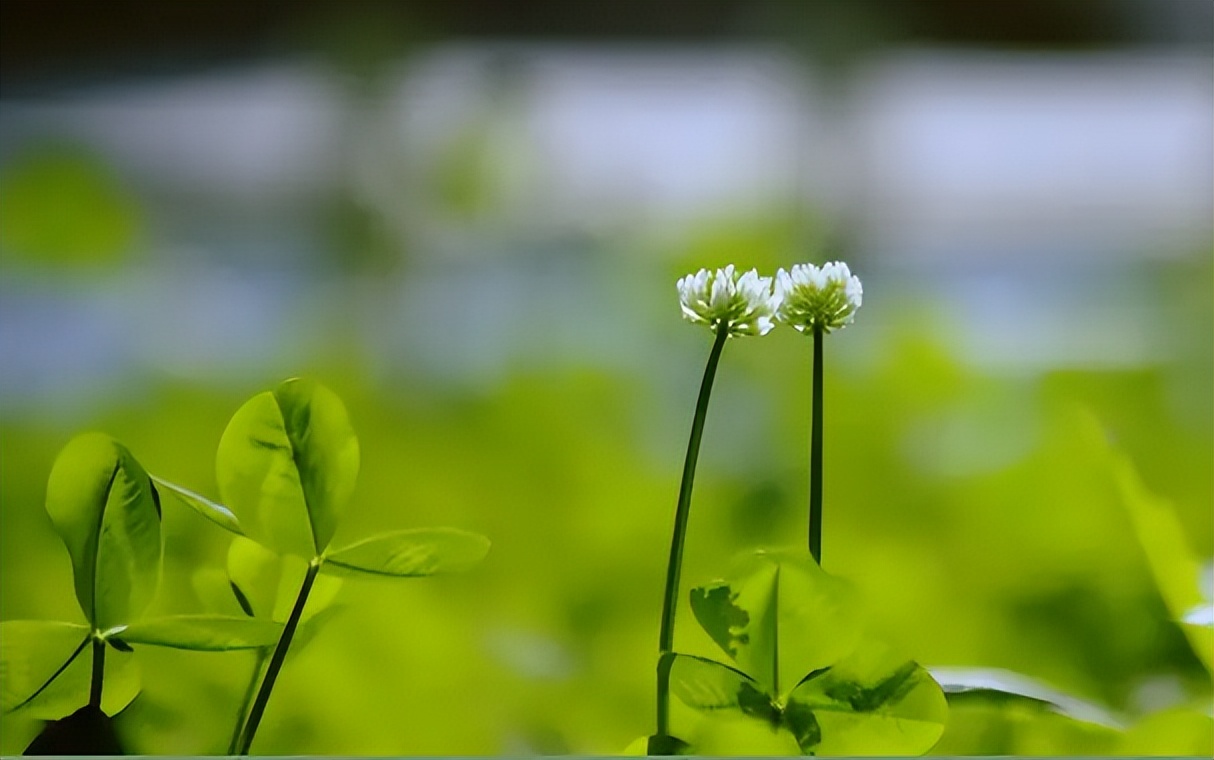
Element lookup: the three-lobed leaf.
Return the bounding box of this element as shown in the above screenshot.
[690,549,863,697]
[1,620,140,719]
[216,378,359,558]
[323,528,491,577]
[112,615,283,651]
[44,433,162,630]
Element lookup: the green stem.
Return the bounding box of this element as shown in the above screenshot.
[809,326,824,564]
[228,648,269,755]
[236,561,320,755]
[657,322,729,737]
[89,637,105,710]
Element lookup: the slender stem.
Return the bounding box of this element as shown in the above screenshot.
[228,648,270,755]
[656,322,729,737]
[89,637,105,709]
[809,326,824,564]
[236,561,320,755]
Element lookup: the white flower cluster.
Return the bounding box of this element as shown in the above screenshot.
[774,261,863,334]
[677,262,863,336]
[676,265,779,337]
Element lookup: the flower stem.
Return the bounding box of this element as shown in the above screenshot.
[809,326,824,564]
[236,560,320,755]
[88,637,105,710]
[657,322,729,737]
[228,648,269,755]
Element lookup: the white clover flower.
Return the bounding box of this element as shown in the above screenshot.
[774,261,863,334]
[676,265,779,337]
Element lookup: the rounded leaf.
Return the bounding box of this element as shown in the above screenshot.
[690,549,864,696]
[45,433,162,629]
[322,528,490,577]
[1,621,139,720]
[668,653,771,718]
[787,641,947,755]
[114,615,283,651]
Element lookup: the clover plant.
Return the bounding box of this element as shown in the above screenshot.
[155,377,491,754]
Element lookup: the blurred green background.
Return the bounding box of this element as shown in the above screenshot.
[1,0,1211,754]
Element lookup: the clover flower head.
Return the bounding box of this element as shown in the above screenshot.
[676,265,779,337]
[774,261,863,334]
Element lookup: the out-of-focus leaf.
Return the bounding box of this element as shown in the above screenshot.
[1116,706,1214,755]
[287,604,346,660]
[621,734,692,755]
[216,378,359,558]
[931,699,1120,755]
[930,666,1123,729]
[150,475,243,535]
[44,433,162,630]
[788,641,947,755]
[689,549,863,696]
[227,536,283,619]
[112,615,283,651]
[23,704,123,755]
[1114,453,1214,673]
[1,621,89,714]
[2,623,139,720]
[667,654,772,720]
[689,712,801,756]
[322,528,490,577]
[191,568,247,618]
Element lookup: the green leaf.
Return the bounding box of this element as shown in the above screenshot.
[113,615,283,651]
[667,653,774,721]
[689,713,801,756]
[787,640,947,755]
[1116,707,1214,755]
[689,549,863,696]
[150,475,243,535]
[215,378,360,557]
[323,527,490,577]
[621,734,692,755]
[1114,453,1214,673]
[930,666,1123,729]
[45,433,162,629]
[1,621,139,720]
[227,536,284,619]
[191,567,248,618]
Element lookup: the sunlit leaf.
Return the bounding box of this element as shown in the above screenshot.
[288,604,346,660]
[322,528,490,577]
[1116,706,1214,755]
[690,713,801,756]
[690,549,863,696]
[44,433,162,629]
[227,536,283,619]
[1,622,139,720]
[216,378,359,557]
[191,568,248,618]
[788,641,947,755]
[932,699,1120,755]
[113,615,282,651]
[150,475,243,535]
[667,653,773,720]
[930,666,1123,729]
[1113,453,1214,673]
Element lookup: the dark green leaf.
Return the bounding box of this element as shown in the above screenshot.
[44,433,162,629]
[689,549,863,696]
[23,704,123,755]
[788,641,947,755]
[1,621,139,720]
[150,475,243,535]
[215,378,359,557]
[323,527,490,577]
[621,734,692,755]
[114,615,283,651]
[930,667,1123,728]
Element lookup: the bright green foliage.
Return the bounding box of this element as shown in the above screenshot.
[690,550,863,697]
[323,528,492,577]
[44,433,162,631]
[1116,706,1214,755]
[932,667,1123,728]
[0,621,139,720]
[1114,453,1214,674]
[216,378,360,558]
[152,476,244,536]
[674,550,946,754]
[113,616,283,651]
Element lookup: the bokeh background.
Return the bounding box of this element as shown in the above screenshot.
[1,0,1211,754]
